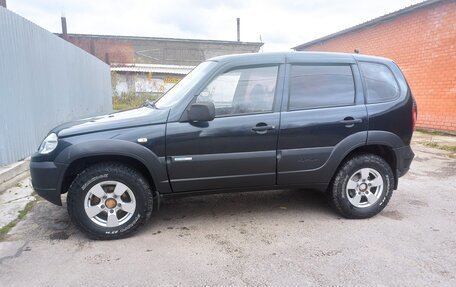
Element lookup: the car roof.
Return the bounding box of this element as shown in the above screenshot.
[208,51,393,64]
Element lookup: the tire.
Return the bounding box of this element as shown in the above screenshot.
[329,153,394,219]
[67,162,153,240]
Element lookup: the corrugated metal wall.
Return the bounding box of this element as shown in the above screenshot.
[0,8,112,165]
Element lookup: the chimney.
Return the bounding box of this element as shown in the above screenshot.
[0,0,6,8]
[236,18,240,42]
[61,16,67,37]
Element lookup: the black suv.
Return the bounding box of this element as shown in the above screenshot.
[31,52,416,239]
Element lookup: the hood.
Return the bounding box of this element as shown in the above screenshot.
[52,107,170,138]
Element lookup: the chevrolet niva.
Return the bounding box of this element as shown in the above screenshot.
[31,52,416,239]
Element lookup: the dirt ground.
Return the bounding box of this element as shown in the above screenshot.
[0,142,455,286]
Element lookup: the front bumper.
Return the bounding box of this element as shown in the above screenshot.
[30,160,67,206]
[394,145,415,178]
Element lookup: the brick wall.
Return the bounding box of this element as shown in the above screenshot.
[297,0,456,132]
[65,37,136,63]
[62,35,263,66]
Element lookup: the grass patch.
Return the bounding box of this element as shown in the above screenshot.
[0,198,37,240]
[112,92,162,111]
[419,141,456,153]
[0,222,16,240]
[416,128,456,137]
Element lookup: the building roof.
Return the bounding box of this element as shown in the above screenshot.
[292,0,443,50]
[58,33,263,47]
[111,63,194,75]
[59,33,263,66]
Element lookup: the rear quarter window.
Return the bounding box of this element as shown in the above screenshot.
[359,62,399,104]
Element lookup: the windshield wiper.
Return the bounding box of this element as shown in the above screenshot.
[144,100,157,108]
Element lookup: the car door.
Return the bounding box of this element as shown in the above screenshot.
[277,61,368,185]
[166,64,284,192]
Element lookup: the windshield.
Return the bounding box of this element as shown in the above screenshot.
[154,61,217,109]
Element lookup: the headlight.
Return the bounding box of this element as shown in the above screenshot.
[38,133,58,154]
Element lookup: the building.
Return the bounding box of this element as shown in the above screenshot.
[59,32,263,97]
[293,0,455,132]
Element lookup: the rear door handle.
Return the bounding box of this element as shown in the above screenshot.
[252,123,275,134]
[340,117,362,127]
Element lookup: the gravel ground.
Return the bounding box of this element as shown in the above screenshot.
[0,143,455,286]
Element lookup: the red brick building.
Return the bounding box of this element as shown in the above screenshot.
[293,0,455,132]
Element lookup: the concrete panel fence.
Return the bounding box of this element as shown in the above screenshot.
[0,7,112,165]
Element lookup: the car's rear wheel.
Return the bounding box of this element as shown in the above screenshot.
[329,153,394,219]
[67,162,153,240]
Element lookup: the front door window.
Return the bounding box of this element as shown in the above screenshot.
[196,66,278,117]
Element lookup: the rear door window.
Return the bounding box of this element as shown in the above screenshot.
[289,65,355,110]
[359,62,399,103]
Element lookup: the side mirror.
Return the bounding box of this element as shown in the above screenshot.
[188,102,215,122]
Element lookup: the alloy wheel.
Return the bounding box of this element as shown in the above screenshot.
[84,180,137,227]
[345,168,384,208]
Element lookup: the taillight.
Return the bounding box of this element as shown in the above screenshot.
[412,101,417,130]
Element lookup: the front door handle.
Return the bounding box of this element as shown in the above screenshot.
[252,123,275,134]
[340,117,363,127]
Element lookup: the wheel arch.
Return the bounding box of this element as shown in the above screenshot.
[61,155,155,195]
[55,139,171,196]
[331,144,398,190]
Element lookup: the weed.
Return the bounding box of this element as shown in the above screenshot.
[419,141,456,153]
[0,199,37,240]
[416,128,456,137]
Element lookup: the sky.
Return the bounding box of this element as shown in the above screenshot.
[8,0,424,51]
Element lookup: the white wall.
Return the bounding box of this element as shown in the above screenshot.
[0,8,112,165]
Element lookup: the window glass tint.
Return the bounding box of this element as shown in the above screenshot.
[196,66,278,117]
[359,62,399,103]
[289,65,355,110]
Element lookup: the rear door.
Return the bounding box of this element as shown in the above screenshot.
[277,59,368,185]
[166,63,285,192]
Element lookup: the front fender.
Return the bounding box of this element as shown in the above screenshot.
[55,139,171,194]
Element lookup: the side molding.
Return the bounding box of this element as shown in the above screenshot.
[278,131,368,184]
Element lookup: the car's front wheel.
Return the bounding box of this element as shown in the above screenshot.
[329,153,394,219]
[67,162,153,240]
